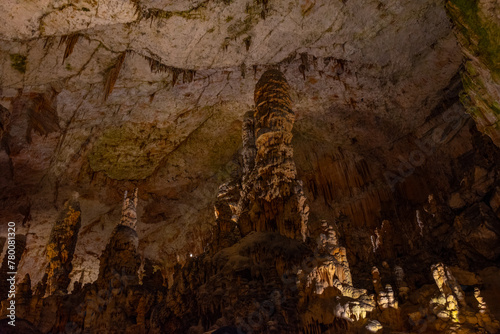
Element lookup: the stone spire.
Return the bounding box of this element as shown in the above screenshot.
[120,188,138,229]
[44,194,81,295]
[235,69,309,241]
[97,189,140,289]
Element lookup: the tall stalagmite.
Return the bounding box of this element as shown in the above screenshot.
[44,194,81,295]
[236,69,309,241]
[97,188,140,289]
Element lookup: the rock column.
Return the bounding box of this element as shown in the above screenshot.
[237,69,308,241]
[45,195,81,295]
[97,189,140,289]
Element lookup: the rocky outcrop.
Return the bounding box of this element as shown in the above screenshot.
[44,194,81,295]
[427,262,500,333]
[446,0,500,147]
[1,0,500,333]
[0,0,466,287]
[453,202,500,262]
[0,189,163,333]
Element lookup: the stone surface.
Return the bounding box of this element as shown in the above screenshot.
[0,0,465,287]
[44,195,82,295]
[446,0,500,146]
[236,69,308,241]
[0,0,499,333]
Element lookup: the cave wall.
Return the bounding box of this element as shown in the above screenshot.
[0,0,499,333]
[446,0,500,146]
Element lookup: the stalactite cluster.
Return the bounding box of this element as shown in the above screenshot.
[0,70,499,334]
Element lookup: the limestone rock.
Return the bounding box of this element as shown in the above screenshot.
[454,202,500,261]
[120,188,138,229]
[365,319,383,333]
[96,190,141,290]
[394,265,410,300]
[236,69,309,242]
[446,0,500,147]
[0,1,500,332]
[45,195,81,295]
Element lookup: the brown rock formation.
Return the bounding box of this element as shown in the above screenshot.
[1,38,500,333]
[237,69,308,241]
[426,262,500,333]
[44,195,81,295]
[97,189,141,289]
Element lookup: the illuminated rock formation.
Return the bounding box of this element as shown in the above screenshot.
[211,182,240,253]
[44,195,81,295]
[427,262,500,333]
[236,69,309,241]
[306,222,358,294]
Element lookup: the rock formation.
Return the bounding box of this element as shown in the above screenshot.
[0,1,500,332]
[96,188,141,289]
[44,194,81,295]
[426,262,500,333]
[236,69,309,241]
[446,0,500,146]
[1,64,500,334]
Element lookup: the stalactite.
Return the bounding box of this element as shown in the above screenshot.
[172,68,183,86]
[104,52,126,101]
[183,69,195,83]
[59,33,81,64]
[145,55,169,73]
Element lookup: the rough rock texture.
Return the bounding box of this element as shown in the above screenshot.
[446,0,500,146]
[0,0,500,333]
[236,69,308,241]
[1,69,500,334]
[0,189,163,334]
[96,189,141,289]
[0,0,467,286]
[44,195,81,295]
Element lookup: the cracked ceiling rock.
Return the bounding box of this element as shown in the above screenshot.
[87,122,175,180]
[1,0,450,70]
[40,1,138,36]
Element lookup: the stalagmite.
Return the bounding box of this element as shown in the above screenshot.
[374,271,398,310]
[394,265,409,300]
[429,263,465,327]
[97,189,141,289]
[474,287,487,314]
[235,69,309,241]
[431,263,465,308]
[371,267,382,295]
[306,222,375,321]
[44,194,81,295]
[473,287,500,332]
[120,188,138,229]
